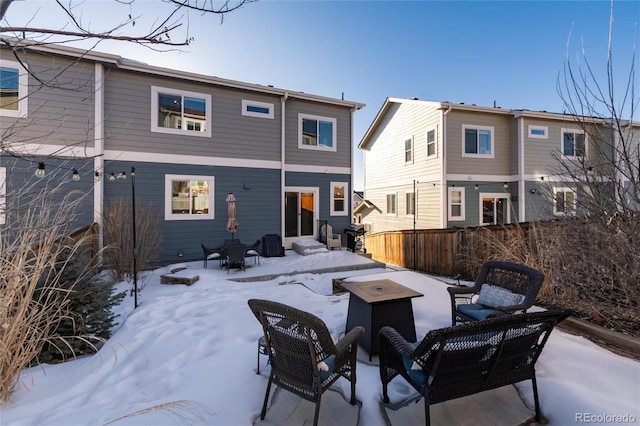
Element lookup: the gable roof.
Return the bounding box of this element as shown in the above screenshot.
[8,39,365,111]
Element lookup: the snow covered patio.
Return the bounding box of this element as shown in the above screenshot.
[3,249,639,425]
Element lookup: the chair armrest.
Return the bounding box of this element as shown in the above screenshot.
[447,286,477,296]
[335,326,364,354]
[379,326,415,359]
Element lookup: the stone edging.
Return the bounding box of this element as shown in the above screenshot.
[558,316,640,360]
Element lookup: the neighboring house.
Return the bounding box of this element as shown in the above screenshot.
[352,190,364,222]
[357,97,639,233]
[0,41,364,262]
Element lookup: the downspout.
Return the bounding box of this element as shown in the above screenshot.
[517,116,525,222]
[94,63,105,254]
[441,104,452,227]
[280,92,288,241]
[350,106,355,224]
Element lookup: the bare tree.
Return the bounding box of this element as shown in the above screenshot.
[0,0,253,47]
[543,0,639,332]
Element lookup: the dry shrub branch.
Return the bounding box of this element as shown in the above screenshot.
[0,189,98,403]
[102,197,161,287]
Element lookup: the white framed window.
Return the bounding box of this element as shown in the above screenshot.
[448,187,465,221]
[0,166,6,225]
[480,193,509,225]
[426,128,437,157]
[386,193,397,215]
[165,174,214,220]
[462,124,494,158]
[0,59,28,118]
[330,181,348,216]
[405,192,415,216]
[404,137,413,163]
[528,125,548,139]
[241,99,274,119]
[561,128,586,158]
[554,187,576,216]
[298,113,337,151]
[151,86,212,137]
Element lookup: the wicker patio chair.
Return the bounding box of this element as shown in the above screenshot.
[247,299,364,426]
[245,239,261,265]
[224,244,247,273]
[379,309,572,426]
[201,243,223,269]
[447,260,545,325]
[321,224,342,250]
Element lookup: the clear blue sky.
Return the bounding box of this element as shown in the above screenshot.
[4,0,639,190]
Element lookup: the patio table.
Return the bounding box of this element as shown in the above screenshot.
[341,279,423,360]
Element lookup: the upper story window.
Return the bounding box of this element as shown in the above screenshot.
[426,128,437,157]
[299,113,337,151]
[554,187,576,216]
[406,192,415,215]
[0,60,28,118]
[448,187,465,221]
[386,193,397,215]
[151,86,212,138]
[462,124,494,158]
[404,137,413,163]
[165,174,214,220]
[330,181,348,216]
[528,125,548,139]
[562,128,586,158]
[242,99,274,119]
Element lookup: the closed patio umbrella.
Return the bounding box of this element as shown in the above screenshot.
[226,192,239,239]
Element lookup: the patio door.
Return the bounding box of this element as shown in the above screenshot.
[480,193,510,225]
[284,187,318,246]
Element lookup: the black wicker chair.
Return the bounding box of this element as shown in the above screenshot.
[248,299,364,426]
[245,239,261,265]
[224,244,247,273]
[201,243,222,269]
[448,260,545,325]
[379,309,572,426]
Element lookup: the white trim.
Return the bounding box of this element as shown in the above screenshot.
[151,86,212,138]
[426,127,437,158]
[298,113,337,152]
[478,192,510,225]
[404,136,414,164]
[386,192,397,216]
[330,181,348,216]
[528,125,548,139]
[553,187,577,216]
[164,174,215,221]
[285,163,350,175]
[448,187,465,221]
[0,59,28,118]
[94,63,105,253]
[105,149,282,169]
[447,173,517,182]
[0,166,6,225]
[405,191,415,216]
[241,99,274,119]
[462,124,495,158]
[561,128,587,159]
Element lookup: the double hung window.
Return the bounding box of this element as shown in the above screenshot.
[151,86,211,137]
[299,114,337,151]
[426,128,436,157]
[330,182,348,216]
[165,175,214,220]
[386,193,397,215]
[404,137,413,163]
[448,187,465,221]
[554,188,576,216]
[463,125,494,158]
[562,129,586,158]
[406,192,415,215]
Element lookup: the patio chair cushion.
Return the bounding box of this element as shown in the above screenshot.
[206,252,221,260]
[457,303,499,321]
[318,354,336,382]
[476,284,525,308]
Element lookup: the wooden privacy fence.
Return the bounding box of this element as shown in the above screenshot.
[363,222,543,280]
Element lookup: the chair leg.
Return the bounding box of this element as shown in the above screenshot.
[256,341,260,375]
[313,397,321,426]
[424,399,431,426]
[261,376,273,420]
[532,375,541,422]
